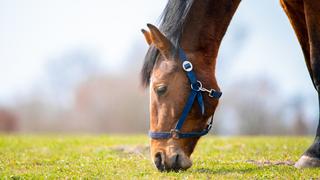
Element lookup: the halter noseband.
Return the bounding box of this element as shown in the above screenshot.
[148,48,222,139]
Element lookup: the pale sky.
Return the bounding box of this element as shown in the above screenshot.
[0,0,166,101]
[0,0,317,111]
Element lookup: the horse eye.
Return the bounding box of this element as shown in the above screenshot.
[156,85,167,96]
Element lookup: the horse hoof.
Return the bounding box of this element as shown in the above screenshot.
[295,155,320,168]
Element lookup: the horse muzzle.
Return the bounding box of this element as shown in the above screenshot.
[152,148,192,171]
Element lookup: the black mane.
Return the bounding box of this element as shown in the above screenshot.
[141,0,194,87]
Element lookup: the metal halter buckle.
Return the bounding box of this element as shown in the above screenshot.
[170,129,180,139]
[191,80,202,91]
[182,61,193,72]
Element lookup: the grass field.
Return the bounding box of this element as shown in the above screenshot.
[0,135,320,179]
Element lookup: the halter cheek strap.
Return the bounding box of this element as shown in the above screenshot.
[148,48,222,139]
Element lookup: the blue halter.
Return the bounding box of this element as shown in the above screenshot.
[148,48,222,139]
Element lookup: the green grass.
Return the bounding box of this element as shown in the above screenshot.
[0,135,319,179]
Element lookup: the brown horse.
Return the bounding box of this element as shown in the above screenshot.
[141,0,320,171]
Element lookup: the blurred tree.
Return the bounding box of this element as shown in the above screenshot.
[291,96,308,135]
[45,48,102,106]
[72,75,148,133]
[0,108,18,132]
[215,77,289,135]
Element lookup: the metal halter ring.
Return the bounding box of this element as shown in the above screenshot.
[182,61,193,72]
[170,129,180,139]
[191,80,202,91]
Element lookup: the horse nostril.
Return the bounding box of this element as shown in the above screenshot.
[172,154,181,171]
[154,152,165,171]
[174,154,179,164]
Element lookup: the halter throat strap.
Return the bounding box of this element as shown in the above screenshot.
[149,48,222,139]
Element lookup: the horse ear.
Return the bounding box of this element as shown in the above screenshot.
[141,29,152,45]
[147,24,173,58]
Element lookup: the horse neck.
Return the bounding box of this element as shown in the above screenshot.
[180,0,241,70]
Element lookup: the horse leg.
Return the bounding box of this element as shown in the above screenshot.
[280,0,313,84]
[295,0,320,168]
[304,1,320,91]
[280,0,320,168]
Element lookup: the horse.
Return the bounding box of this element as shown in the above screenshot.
[141,0,320,171]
